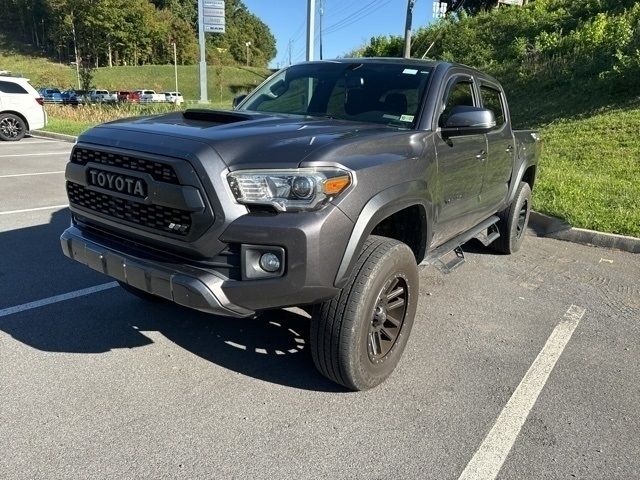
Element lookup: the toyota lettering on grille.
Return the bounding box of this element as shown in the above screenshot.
[87,169,147,198]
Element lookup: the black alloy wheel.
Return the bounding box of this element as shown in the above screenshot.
[0,114,26,141]
[368,275,408,362]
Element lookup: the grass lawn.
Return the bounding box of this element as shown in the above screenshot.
[42,117,96,137]
[534,105,640,238]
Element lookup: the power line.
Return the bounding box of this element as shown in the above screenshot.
[322,0,388,35]
[323,0,393,37]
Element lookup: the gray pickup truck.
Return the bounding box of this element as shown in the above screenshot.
[61,58,540,390]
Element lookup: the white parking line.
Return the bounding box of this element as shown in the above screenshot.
[458,304,587,480]
[0,171,65,178]
[0,204,68,215]
[0,282,119,318]
[0,152,70,158]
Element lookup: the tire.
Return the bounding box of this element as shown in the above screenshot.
[310,235,419,391]
[493,181,532,254]
[0,113,27,141]
[118,281,169,303]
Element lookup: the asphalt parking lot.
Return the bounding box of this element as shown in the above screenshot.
[1,136,639,479]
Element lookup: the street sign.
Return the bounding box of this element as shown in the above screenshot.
[204,25,226,33]
[202,0,225,34]
[499,0,523,5]
[204,16,225,25]
[204,8,224,16]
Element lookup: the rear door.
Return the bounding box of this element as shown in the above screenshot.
[431,74,488,245]
[480,82,514,211]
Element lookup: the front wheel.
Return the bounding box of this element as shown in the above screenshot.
[310,236,419,391]
[0,113,26,141]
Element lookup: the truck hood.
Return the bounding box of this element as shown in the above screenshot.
[87,109,410,170]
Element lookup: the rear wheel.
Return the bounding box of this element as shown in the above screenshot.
[0,113,26,141]
[493,181,531,254]
[310,236,419,390]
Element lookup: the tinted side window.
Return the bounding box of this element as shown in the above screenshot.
[440,80,475,126]
[480,86,505,126]
[0,81,28,94]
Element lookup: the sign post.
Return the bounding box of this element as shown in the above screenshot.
[198,0,226,104]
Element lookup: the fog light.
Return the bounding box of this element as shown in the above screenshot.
[259,252,281,272]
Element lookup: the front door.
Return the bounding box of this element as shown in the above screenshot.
[432,77,487,246]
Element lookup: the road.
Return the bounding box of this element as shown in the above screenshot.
[1,137,638,479]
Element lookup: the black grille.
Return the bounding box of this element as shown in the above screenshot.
[67,182,191,236]
[72,148,179,184]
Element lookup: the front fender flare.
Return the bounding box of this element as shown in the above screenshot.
[334,181,431,288]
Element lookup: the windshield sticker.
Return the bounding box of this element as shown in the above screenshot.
[402,68,418,75]
[400,114,415,122]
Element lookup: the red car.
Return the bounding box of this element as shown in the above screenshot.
[117,91,140,103]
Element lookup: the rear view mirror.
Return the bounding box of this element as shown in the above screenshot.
[441,106,496,136]
[269,79,287,97]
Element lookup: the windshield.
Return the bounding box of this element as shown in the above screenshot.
[238,62,432,128]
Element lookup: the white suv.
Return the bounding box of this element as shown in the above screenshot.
[0,77,46,141]
[164,91,184,105]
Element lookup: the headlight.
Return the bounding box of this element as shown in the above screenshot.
[227,168,351,211]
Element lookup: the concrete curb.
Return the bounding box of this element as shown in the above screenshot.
[528,211,640,254]
[30,131,77,143]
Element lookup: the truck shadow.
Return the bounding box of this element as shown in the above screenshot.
[0,208,343,392]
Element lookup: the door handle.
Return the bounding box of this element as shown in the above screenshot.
[476,150,487,161]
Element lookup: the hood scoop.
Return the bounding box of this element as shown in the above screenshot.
[183,109,254,125]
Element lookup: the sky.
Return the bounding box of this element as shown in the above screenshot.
[243,0,436,68]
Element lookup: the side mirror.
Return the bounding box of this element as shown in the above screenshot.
[441,106,496,136]
[232,94,247,108]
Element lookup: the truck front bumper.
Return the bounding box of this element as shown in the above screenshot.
[60,226,255,318]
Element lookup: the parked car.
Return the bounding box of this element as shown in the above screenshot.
[0,76,46,141]
[134,89,165,103]
[163,91,184,105]
[117,91,140,103]
[61,89,87,106]
[88,89,117,103]
[38,87,63,103]
[60,58,540,390]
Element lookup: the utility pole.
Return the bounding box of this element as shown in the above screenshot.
[306,0,316,61]
[71,16,80,89]
[319,0,324,60]
[288,39,293,66]
[403,0,416,58]
[173,41,178,93]
[197,0,208,103]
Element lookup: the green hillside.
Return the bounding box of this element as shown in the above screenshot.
[0,43,269,102]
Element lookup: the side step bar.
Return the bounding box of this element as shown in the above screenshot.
[420,215,500,274]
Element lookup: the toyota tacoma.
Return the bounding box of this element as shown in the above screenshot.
[61,58,540,390]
